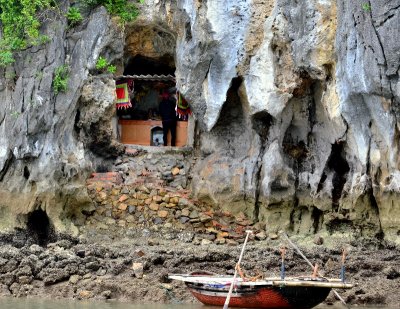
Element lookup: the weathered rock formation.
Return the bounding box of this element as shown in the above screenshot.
[0,0,399,243]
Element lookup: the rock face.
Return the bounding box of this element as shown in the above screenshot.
[0,1,399,243]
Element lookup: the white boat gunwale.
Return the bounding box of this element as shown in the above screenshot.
[168,274,353,289]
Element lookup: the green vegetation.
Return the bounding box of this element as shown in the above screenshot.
[96,56,108,70]
[362,3,371,12]
[52,65,70,94]
[0,0,142,67]
[66,7,83,26]
[107,65,117,74]
[10,111,21,118]
[96,56,116,74]
[81,0,141,22]
[0,0,54,66]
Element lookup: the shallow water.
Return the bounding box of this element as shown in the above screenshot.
[0,298,392,309]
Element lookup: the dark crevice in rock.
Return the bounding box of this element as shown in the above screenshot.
[367,189,384,239]
[251,111,273,221]
[26,209,55,247]
[326,142,350,211]
[185,22,192,41]
[316,172,327,194]
[23,166,30,180]
[0,151,14,182]
[311,206,323,233]
[73,109,81,136]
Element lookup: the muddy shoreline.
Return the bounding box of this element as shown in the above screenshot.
[0,228,399,307]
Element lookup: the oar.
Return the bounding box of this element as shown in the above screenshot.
[223,230,252,309]
[279,231,349,308]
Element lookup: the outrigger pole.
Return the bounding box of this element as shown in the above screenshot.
[279,231,349,308]
[223,230,253,309]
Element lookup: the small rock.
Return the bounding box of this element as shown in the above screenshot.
[384,267,399,279]
[314,235,324,245]
[158,210,169,218]
[105,218,116,225]
[215,238,226,245]
[255,231,267,240]
[170,196,179,204]
[121,187,130,194]
[96,268,107,276]
[138,185,150,194]
[149,203,159,211]
[153,217,163,225]
[153,195,163,203]
[100,290,112,299]
[199,213,212,223]
[180,216,190,224]
[132,263,144,279]
[118,203,128,211]
[269,233,279,240]
[126,215,135,223]
[18,276,32,284]
[77,290,93,299]
[161,283,173,290]
[226,239,239,246]
[189,210,199,219]
[119,195,129,202]
[117,220,126,227]
[99,191,107,200]
[29,244,43,255]
[201,239,212,246]
[135,250,146,257]
[171,167,180,175]
[69,275,81,284]
[128,206,136,214]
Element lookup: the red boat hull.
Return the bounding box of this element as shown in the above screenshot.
[187,283,331,309]
[190,287,292,308]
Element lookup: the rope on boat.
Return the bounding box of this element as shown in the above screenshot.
[279,231,350,309]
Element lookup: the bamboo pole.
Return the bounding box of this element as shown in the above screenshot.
[279,231,350,308]
[223,230,252,309]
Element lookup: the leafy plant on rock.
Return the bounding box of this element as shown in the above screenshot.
[107,65,117,74]
[0,0,55,66]
[96,56,108,70]
[96,56,117,74]
[53,65,70,95]
[80,0,142,22]
[362,3,371,12]
[66,7,83,26]
[0,0,142,67]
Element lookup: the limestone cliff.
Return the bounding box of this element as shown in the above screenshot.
[0,0,399,243]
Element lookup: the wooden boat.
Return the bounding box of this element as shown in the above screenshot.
[169,272,353,309]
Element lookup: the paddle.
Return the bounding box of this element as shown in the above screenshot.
[223,230,252,309]
[279,231,349,308]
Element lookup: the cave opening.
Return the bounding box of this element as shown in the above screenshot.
[115,26,194,147]
[123,55,175,76]
[327,143,350,211]
[26,209,54,246]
